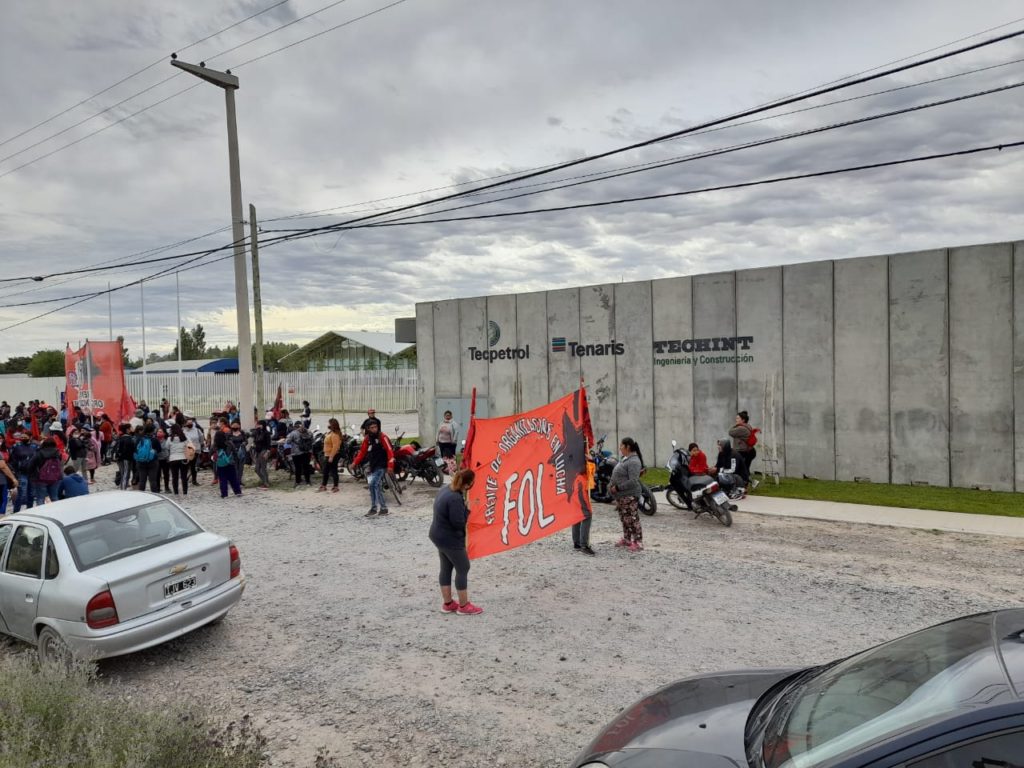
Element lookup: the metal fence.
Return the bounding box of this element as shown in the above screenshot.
[0,370,418,416]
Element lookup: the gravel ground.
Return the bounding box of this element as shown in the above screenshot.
[72,461,1024,768]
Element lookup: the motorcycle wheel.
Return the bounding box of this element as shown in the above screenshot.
[666,489,687,510]
[639,485,657,516]
[425,464,443,488]
[715,502,733,527]
[394,465,409,483]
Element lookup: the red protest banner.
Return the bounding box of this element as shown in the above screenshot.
[462,388,593,559]
[65,341,137,423]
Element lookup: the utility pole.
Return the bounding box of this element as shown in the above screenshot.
[107,281,113,341]
[176,272,184,411]
[141,281,148,406]
[249,203,265,412]
[171,56,255,428]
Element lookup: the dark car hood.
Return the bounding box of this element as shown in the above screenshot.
[573,668,798,767]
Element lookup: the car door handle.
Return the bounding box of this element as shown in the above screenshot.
[24,594,34,603]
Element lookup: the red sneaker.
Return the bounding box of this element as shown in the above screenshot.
[614,538,629,548]
[440,600,459,614]
[628,541,644,552]
[457,602,483,616]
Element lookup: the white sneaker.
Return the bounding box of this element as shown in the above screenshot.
[751,478,760,489]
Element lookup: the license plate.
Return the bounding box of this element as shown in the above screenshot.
[712,491,729,505]
[434,457,446,467]
[164,575,197,599]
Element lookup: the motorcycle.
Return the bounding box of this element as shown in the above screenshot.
[311,425,325,473]
[340,425,365,481]
[395,440,444,487]
[589,434,658,516]
[665,439,733,527]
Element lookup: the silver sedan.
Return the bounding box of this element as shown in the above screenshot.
[0,491,245,662]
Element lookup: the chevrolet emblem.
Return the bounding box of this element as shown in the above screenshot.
[169,564,189,575]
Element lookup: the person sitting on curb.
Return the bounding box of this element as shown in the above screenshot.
[351,421,394,517]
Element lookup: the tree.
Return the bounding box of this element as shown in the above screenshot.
[27,350,65,378]
[190,324,207,357]
[116,336,133,369]
[0,356,31,374]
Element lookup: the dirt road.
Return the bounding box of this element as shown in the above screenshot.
[94,468,1022,767]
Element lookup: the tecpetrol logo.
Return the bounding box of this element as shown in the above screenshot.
[468,321,530,362]
[488,320,501,347]
[551,338,625,357]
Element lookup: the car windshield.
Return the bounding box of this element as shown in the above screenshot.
[754,612,1018,768]
[66,500,202,570]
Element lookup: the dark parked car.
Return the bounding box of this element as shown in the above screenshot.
[572,609,1024,767]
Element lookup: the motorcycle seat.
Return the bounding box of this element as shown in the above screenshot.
[686,474,715,491]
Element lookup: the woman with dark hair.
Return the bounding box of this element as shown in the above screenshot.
[729,410,758,480]
[609,437,644,552]
[712,438,749,499]
[429,469,483,615]
[318,418,343,492]
[167,423,190,496]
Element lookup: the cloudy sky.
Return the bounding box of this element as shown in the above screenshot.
[2,0,1023,359]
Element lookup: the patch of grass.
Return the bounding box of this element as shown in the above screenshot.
[750,476,1024,518]
[0,654,267,768]
[641,467,1024,517]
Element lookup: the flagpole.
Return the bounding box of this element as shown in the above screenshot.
[176,272,184,412]
[141,281,148,406]
[107,282,113,341]
[85,339,94,428]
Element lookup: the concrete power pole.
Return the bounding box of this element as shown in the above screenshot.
[249,203,265,412]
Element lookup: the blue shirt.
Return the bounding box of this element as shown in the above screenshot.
[59,474,89,498]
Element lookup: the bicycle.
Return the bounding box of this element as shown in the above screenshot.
[383,470,403,507]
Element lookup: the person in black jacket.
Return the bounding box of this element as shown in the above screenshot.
[711,438,749,499]
[133,424,162,492]
[428,469,483,616]
[250,421,272,489]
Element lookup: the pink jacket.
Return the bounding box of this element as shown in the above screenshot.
[86,436,102,471]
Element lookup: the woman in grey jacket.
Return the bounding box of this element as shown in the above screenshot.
[609,437,645,552]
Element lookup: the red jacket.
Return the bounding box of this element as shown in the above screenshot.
[688,450,709,476]
[353,433,394,471]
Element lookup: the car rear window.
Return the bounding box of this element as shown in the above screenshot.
[66,500,202,570]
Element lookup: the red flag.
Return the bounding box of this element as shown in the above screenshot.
[66,341,137,423]
[271,384,284,420]
[462,388,593,559]
[460,387,478,470]
[30,414,40,441]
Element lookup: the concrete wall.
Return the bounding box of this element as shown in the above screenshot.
[417,239,1024,490]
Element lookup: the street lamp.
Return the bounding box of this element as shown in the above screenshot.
[170,55,255,428]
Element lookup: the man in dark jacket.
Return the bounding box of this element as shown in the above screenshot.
[9,433,37,511]
[711,438,749,498]
[352,421,394,517]
[133,425,162,492]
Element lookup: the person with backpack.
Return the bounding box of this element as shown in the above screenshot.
[212,427,242,498]
[728,410,760,486]
[114,424,135,490]
[228,423,249,486]
[133,424,161,492]
[286,423,314,487]
[29,438,64,504]
[183,415,205,484]
[250,420,272,490]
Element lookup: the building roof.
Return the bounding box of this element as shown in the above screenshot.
[128,358,239,374]
[278,331,414,362]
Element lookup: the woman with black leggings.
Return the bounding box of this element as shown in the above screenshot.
[429,469,483,616]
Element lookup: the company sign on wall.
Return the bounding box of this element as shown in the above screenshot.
[467,321,532,362]
[652,335,756,367]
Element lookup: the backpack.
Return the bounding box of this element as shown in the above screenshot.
[38,456,62,485]
[134,436,156,463]
[746,427,760,449]
[216,448,232,468]
[298,433,313,454]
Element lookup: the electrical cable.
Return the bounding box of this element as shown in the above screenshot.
[262,78,1024,233]
[0,0,292,150]
[244,26,1024,240]
[0,0,412,179]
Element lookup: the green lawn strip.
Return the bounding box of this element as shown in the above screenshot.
[640,468,1023,517]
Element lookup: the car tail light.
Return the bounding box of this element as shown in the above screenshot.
[86,590,119,629]
[229,544,241,579]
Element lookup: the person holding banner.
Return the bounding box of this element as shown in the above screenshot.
[609,437,645,552]
[429,469,483,616]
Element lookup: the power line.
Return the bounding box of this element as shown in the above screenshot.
[0,0,292,151]
[0,0,412,179]
[249,26,1024,241]
[264,78,1024,232]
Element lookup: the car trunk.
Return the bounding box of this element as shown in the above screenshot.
[89,533,231,623]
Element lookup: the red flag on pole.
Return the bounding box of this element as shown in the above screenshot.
[30,414,40,441]
[460,387,478,470]
[461,388,593,559]
[271,383,284,420]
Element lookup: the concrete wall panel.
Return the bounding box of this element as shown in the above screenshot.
[485,294,519,418]
[782,261,835,480]
[458,297,489,405]
[736,267,784,476]
[415,302,436,444]
[1015,242,1024,491]
[546,287,581,403]
[432,300,461,398]
[692,272,737,456]
[949,243,1014,490]
[615,281,654,457]
[834,256,888,482]
[579,284,618,446]
[652,276,694,466]
[516,291,549,412]
[889,249,949,486]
